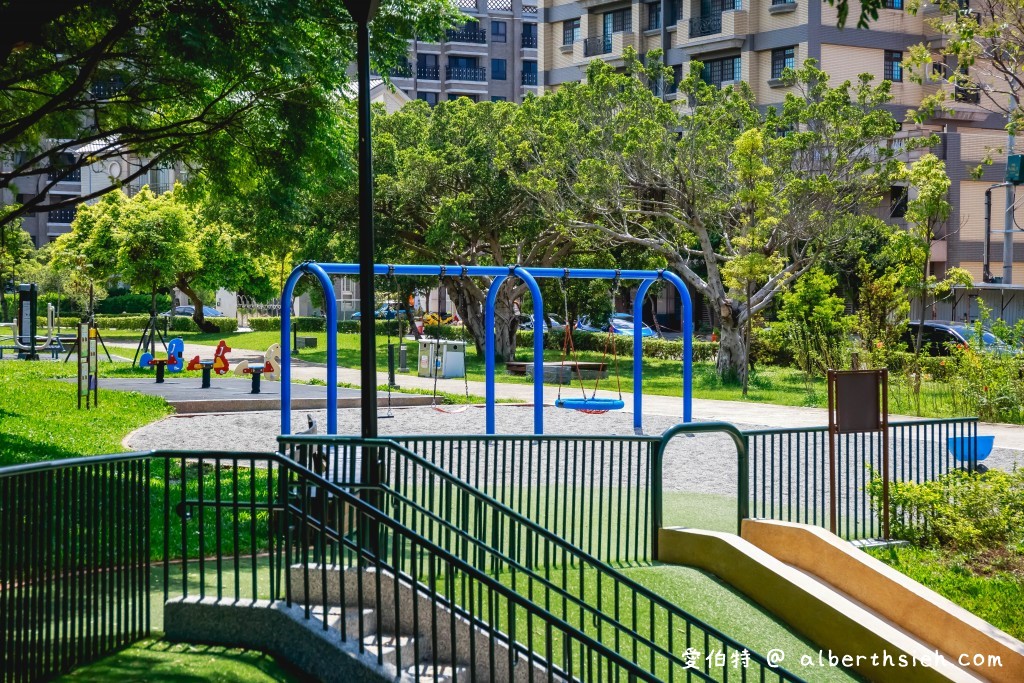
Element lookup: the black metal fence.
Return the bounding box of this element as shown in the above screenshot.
[746,417,978,539]
[0,454,151,683]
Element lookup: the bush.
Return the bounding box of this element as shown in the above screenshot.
[872,468,1024,551]
[515,329,718,362]
[96,293,173,315]
[750,323,794,367]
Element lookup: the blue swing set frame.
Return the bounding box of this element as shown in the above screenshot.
[279,263,694,435]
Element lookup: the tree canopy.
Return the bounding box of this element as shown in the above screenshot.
[510,54,907,378]
[0,0,460,233]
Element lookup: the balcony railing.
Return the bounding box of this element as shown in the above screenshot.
[522,71,538,86]
[446,27,487,43]
[446,65,487,81]
[771,0,796,4]
[689,13,723,38]
[521,33,537,48]
[417,64,440,80]
[390,62,412,78]
[953,84,981,104]
[584,34,613,56]
[47,207,77,224]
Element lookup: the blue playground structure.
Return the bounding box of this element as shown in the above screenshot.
[279,263,694,435]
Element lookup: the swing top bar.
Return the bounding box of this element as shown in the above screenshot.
[318,263,671,281]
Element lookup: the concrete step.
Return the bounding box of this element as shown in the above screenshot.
[310,605,377,638]
[362,633,418,669]
[404,663,471,683]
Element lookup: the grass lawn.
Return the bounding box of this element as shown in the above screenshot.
[865,545,1024,640]
[163,329,962,417]
[57,638,301,682]
[0,360,173,467]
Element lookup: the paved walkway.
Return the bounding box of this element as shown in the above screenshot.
[111,339,1024,453]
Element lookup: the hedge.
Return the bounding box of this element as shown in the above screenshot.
[515,329,719,363]
[37,314,238,334]
[96,293,173,315]
[246,316,465,341]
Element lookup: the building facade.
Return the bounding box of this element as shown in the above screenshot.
[390,0,540,104]
[537,0,1019,316]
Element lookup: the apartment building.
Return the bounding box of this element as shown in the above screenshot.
[537,0,1020,322]
[389,0,540,104]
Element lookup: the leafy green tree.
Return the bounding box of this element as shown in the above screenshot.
[0,216,33,320]
[906,0,1023,142]
[779,267,851,377]
[366,99,580,360]
[513,55,905,378]
[0,0,461,233]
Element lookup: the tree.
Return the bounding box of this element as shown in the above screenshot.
[365,99,580,361]
[907,0,1023,141]
[0,216,33,320]
[512,54,906,378]
[0,0,461,234]
[53,186,273,330]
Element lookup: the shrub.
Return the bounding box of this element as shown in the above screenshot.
[95,293,173,315]
[515,329,718,363]
[871,468,1024,551]
[780,268,852,376]
[750,323,794,367]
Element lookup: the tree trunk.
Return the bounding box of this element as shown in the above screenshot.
[150,285,158,355]
[716,315,747,382]
[448,278,520,362]
[177,277,218,333]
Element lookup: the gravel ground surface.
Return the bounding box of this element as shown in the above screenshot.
[125,405,1022,496]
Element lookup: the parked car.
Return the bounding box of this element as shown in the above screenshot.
[578,314,658,338]
[352,302,405,320]
[518,314,566,332]
[160,305,224,318]
[902,321,1012,355]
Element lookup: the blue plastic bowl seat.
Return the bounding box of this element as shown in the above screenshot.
[946,436,995,462]
[554,397,625,412]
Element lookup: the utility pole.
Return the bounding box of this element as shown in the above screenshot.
[1003,95,1017,284]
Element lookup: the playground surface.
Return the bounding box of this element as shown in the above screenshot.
[90,376,433,413]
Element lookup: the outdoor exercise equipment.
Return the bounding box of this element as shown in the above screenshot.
[3,289,65,359]
[279,263,694,436]
[947,435,994,473]
[554,276,625,414]
[186,340,232,376]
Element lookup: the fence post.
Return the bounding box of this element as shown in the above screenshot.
[737,433,750,535]
[651,440,663,561]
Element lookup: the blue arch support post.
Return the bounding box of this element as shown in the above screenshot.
[633,272,693,431]
[485,267,546,434]
[280,263,338,435]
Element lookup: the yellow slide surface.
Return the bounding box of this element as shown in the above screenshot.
[659,521,1024,682]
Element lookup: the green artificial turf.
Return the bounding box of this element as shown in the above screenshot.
[57,638,302,682]
[866,545,1024,640]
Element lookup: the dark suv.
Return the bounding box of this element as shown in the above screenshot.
[903,321,1009,356]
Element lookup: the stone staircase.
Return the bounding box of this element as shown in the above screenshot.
[289,564,548,683]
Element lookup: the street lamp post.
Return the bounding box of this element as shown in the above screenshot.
[344,0,380,440]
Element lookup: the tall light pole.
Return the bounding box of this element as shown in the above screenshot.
[344,0,380,439]
[1003,95,1017,284]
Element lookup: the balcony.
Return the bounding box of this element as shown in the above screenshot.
[769,0,797,13]
[689,13,722,38]
[953,85,981,104]
[417,65,440,80]
[583,34,613,56]
[47,207,77,224]
[446,27,487,43]
[522,71,538,86]
[390,62,412,78]
[522,34,537,48]
[446,65,487,81]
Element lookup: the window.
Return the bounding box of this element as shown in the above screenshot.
[884,50,903,82]
[449,56,478,70]
[491,95,507,102]
[647,2,661,30]
[416,53,439,79]
[417,92,438,106]
[604,8,631,34]
[448,93,478,102]
[46,153,81,182]
[563,18,580,45]
[492,58,507,80]
[522,60,538,85]
[883,0,903,8]
[771,46,795,79]
[522,23,537,47]
[701,56,741,88]
[890,185,908,218]
[492,20,507,42]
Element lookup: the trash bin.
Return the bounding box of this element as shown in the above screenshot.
[417,339,466,378]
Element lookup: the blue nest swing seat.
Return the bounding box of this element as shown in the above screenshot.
[555,397,625,411]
